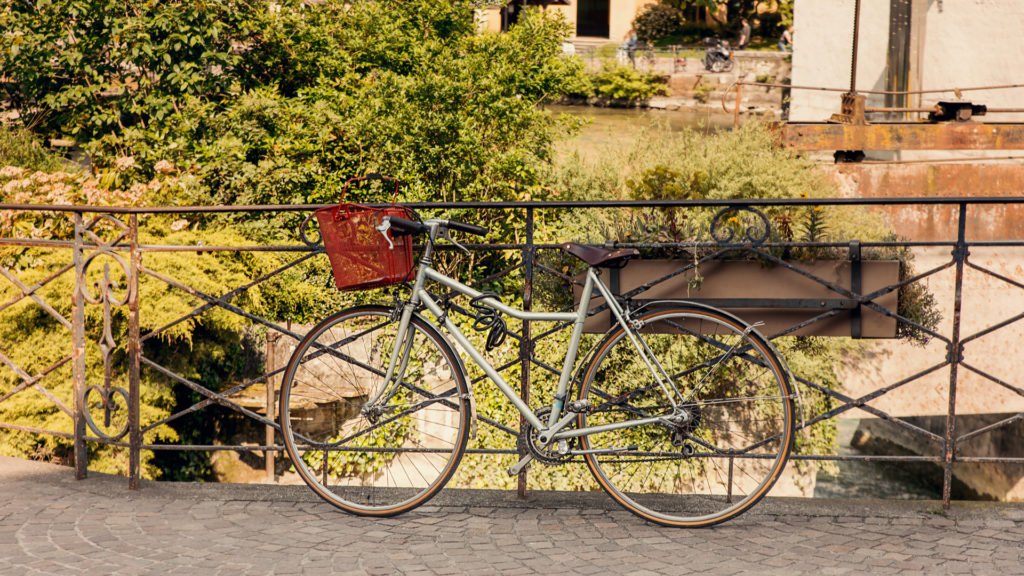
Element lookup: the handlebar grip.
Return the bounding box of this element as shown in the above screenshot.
[388,216,428,236]
[447,220,488,237]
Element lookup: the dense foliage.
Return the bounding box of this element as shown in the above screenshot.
[525,123,940,481]
[1,1,586,210]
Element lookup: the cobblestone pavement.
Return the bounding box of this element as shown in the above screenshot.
[1,457,1023,575]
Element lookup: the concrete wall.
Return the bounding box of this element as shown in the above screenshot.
[825,163,1024,418]
[790,0,1024,123]
[918,0,1024,123]
[790,0,891,122]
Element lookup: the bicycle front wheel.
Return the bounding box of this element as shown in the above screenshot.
[578,305,794,527]
[279,305,470,516]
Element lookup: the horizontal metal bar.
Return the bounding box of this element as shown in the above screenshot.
[0,237,972,251]
[0,422,75,439]
[6,196,1024,215]
[632,298,859,310]
[790,454,943,463]
[132,444,518,456]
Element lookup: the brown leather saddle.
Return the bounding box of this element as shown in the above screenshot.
[561,242,638,269]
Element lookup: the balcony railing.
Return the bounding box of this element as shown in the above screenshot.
[1,197,1022,506]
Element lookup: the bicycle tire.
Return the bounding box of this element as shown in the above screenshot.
[577,304,794,527]
[279,305,470,516]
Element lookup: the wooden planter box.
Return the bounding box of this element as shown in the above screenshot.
[577,259,900,338]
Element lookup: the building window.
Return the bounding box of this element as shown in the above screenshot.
[577,0,610,38]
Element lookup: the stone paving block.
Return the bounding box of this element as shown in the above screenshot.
[4,457,1024,576]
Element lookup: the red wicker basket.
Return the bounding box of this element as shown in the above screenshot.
[315,175,416,291]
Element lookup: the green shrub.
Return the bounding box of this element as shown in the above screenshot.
[589,65,668,103]
[633,4,687,43]
[0,1,587,207]
[537,123,942,474]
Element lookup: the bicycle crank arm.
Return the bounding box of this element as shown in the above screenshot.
[507,453,533,476]
[570,445,638,456]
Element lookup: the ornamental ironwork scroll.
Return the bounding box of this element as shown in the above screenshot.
[710,205,771,246]
[77,215,134,441]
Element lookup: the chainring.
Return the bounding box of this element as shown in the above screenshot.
[519,406,574,466]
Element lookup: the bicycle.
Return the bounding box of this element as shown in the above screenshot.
[279,216,796,527]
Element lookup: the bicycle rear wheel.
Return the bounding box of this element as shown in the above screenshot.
[279,305,470,516]
[578,305,794,527]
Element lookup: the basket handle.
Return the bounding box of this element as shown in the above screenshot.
[340,173,401,204]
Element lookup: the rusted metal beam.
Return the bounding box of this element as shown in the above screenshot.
[782,122,1024,151]
[128,214,141,490]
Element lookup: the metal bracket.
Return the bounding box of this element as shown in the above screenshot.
[850,241,862,339]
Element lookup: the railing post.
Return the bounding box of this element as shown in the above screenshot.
[72,212,88,479]
[266,332,279,483]
[734,82,743,129]
[518,206,534,499]
[942,202,968,509]
[128,214,141,490]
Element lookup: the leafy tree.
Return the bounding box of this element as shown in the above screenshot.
[0,1,261,166]
[1,1,587,209]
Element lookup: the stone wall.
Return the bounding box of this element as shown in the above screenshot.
[633,51,791,114]
[854,415,1024,501]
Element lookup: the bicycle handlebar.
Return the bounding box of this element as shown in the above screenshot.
[388,217,488,238]
[388,216,428,236]
[446,220,488,237]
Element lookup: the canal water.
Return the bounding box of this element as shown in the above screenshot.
[812,420,942,500]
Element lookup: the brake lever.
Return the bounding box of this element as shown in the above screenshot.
[441,227,470,255]
[375,218,395,250]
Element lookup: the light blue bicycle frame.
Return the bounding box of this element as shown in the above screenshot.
[369,221,684,472]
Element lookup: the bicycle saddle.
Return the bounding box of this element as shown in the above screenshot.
[561,242,638,269]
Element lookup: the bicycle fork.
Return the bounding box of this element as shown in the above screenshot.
[362,303,417,417]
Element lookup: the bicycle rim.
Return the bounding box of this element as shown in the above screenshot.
[279,305,470,516]
[578,306,794,527]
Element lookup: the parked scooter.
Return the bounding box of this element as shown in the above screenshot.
[702,37,734,73]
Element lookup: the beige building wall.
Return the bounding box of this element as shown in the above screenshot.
[479,1,656,43]
[916,0,1024,123]
[789,0,891,122]
[790,0,1024,123]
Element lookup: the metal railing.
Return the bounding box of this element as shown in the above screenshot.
[1,197,1023,506]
